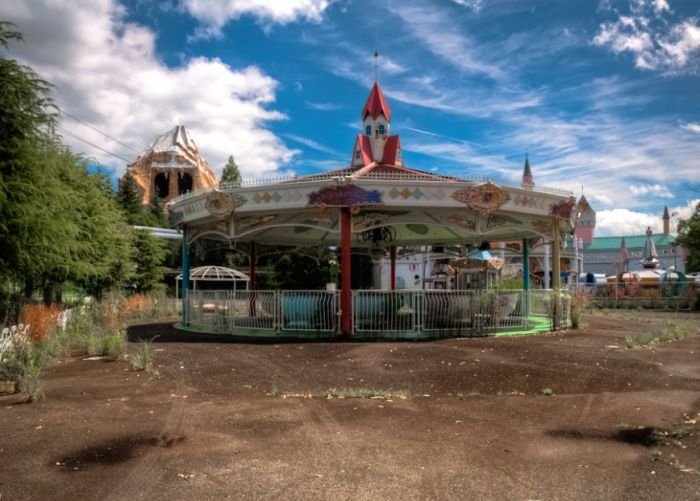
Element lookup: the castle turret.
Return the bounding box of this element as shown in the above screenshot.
[663,205,670,236]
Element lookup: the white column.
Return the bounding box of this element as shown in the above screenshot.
[544,241,551,289]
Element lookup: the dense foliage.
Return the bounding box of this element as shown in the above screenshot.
[677,201,700,272]
[0,23,168,311]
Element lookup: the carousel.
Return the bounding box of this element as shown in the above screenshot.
[168,81,577,338]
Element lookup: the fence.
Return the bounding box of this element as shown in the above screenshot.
[568,281,699,310]
[186,288,567,337]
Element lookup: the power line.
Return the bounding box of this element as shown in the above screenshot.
[59,108,142,154]
[57,125,132,163]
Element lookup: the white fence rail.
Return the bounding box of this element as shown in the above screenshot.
[186,288,567,336]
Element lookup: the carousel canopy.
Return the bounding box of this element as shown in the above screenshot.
[168,81,576,250]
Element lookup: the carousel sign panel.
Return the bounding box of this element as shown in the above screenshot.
[450,181,510,214]
[308,184,383,208]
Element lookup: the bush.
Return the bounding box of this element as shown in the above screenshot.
[19,304,61,342]
[570,291,588,329]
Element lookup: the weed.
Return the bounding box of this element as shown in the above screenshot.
[130,338,157,373]
[541,388,554,396]
[570,292,588,329]
[669,454,700,475]
[624,321,696,348]
[269,383,281,397]
[280,387,409,400]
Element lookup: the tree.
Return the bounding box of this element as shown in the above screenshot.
[0,24,134,304]
[677,201,700,273]
[130,230,168,292]
[116,171,145,222]
[0,23,57,282]
[220,155,241,185]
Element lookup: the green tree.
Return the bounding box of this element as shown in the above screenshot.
[0,24,133,305]
[0,23,58,284]
[220,155,241,185]
[130,229,168,292]
[677,201,700,272]
[116,170,145,223]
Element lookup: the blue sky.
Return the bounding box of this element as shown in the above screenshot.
[1,0,699,236]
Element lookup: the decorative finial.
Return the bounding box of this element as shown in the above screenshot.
[374,50,378,82]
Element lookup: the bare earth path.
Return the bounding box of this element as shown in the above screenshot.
[1,311,699,500]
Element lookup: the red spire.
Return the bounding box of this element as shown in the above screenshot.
[362,82,392,121]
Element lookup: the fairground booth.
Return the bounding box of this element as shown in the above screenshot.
[168,82,578,338]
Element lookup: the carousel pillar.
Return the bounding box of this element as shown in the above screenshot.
[181,226,190,326]
[544,241,551,289]
[249,241,257,317]
[390,245,397,291]
[522,238,530,318]
[552,216,562,329]
[552,218,561,290]
[340,207,352,336]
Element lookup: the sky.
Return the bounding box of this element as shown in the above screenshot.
[1,0,699,237]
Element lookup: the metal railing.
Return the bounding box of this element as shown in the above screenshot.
[186,288,572,336]
[281,290,338,332]
[353,290,420,334]
[170,172,573,206]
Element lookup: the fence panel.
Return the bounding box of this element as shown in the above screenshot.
[353,290,419,333]
[281,290,337,332]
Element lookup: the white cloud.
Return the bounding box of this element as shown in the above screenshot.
[593,2,700,73]
[388,2,505,81]
[305,101,342,111]
[595,208,664,236]
[681,122,700,133]
[182,0,332,39]
[593,199,699,236]
[283,134,340,156]
[449,0,484,12]
[0,0,297,177]
[629,184,672,197]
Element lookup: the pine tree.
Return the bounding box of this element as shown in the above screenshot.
[116,170,145,223]
[221,155,241,185]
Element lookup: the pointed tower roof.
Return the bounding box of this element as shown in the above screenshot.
[362,82,392,121]
[663,205,670,219]
[523,154,532,178]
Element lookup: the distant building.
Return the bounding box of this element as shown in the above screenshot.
[574,195,596,245]
[123,125,218,205]
[582,206,684,275]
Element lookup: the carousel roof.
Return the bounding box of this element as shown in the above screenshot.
[177,265,249,281]
[169,79,576,249]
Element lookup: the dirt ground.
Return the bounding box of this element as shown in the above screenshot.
[1,311,699,501]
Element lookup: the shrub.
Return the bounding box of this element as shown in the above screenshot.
[570,291,588,329]
[19,304,61,342]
